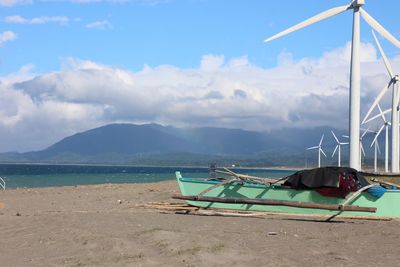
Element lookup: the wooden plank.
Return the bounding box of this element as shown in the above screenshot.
[172,194,377,213]
[140,201,391,221]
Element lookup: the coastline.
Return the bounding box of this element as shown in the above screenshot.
[1,180,400,266]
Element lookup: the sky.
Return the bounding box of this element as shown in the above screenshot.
[0,0,400,152]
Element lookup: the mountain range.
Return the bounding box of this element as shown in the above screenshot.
[0,123,382,167]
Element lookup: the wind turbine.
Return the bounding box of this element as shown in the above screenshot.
[306,134,326,168]
[331,131,349,167]
[370,128,382,173]
[365,104,391,172]
[359,128,374,169]
[264,0,400,171]
[362,30,400,173]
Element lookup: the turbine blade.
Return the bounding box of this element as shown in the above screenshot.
[342,135,349,139]
[331,130,339,144]
[377,103,388,123]
[307,146,319,150]
[362,81,392,124]
[360,8,400,48]
[319,134,324,146]
[364,109,391,124]
[370,124,385,147]
[360,142,366,157]
[320,148,327,157]
[264,5,350,43]
[377,139,381,154]
[332,145,338,157]
[340,142,349,145]
[361,127,373,136]
[372,30,395,79]
[376,124,385,138]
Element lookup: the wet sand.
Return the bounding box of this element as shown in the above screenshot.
[1,181,400,266]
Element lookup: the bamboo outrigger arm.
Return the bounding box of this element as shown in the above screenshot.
[172,195,376,213]
[371,178,400,189]
[215,168,287,184]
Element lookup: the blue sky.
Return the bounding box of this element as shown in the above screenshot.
[0,0,400,152]
[1,0,399,75]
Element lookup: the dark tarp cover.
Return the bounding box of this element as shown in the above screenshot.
[283,167,369,189]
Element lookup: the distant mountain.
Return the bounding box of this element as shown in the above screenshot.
[0,123,381,167]
[41,124,197,156]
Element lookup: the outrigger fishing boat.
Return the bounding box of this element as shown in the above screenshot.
[173,167,400,219]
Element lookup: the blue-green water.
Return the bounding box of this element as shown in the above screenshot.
[0,164,296,189]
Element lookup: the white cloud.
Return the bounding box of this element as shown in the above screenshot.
[85,20,112,30]
[0,64,35,84]
[5,15,69,26]
[200,54,224,71]
[0,31,17,45]
[0,42,399,152]
[0,0,31,7]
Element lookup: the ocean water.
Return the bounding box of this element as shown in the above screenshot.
[0,164,296,189]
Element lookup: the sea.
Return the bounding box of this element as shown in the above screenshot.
[0,164,296,189]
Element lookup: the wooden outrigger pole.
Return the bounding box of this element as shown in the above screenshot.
[172,195,376,213]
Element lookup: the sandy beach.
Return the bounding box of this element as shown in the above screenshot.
[1,180,400,267]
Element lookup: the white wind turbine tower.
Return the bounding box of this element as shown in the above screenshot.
[370,128,382,173]
[343,127,370,169]
[264,0,400,171]
[331,131,349,167]
[365,104,391,172]
[362,30,400,172]
[306,135,326,168]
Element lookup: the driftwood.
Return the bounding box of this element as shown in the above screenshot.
[139,201,391,221]
[172,194,377,213]
[136,202,199,211]
[371,178,400,189]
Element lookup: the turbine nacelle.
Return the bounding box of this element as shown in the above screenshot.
[351,0,365,8]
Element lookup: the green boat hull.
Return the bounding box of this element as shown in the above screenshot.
[175,172,400,218]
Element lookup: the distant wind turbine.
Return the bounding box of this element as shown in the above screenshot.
[365,104,391,173]
[307,135,326,168]
[331,131,349,167]
[362,30,400,173]
[370,128,382,173]
[264,0,400,171]
[359,128,373,169]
